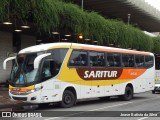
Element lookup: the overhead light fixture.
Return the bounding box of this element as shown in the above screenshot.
[3,21,12,25]
[77,33,83,39]
[85,39,90,41]
[14,19,22,32]
[14,29,22,32]
[65,34,71,37]
[21,25,30,29]
[79,35,83,39]
[78,34,83,39]
[109,43,114,46]
[62,39,68,41]
[93,41,98,43]
[36,39,42,42]
[52,32,59,34]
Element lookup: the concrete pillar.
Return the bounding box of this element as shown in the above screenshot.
[0,31,13,83]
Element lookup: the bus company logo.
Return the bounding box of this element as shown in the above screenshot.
[76,68,123,80]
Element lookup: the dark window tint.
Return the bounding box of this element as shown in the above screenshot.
[69,50,88,67]
[145,56,154,68]
[97,52,105,66]
[89,52,105,67]
[135,55,144,67]
[41,60,54,81]
[41,49,68,81]
[122,54,134,67]
[107,53,121,67]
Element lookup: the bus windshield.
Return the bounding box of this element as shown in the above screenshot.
[10,52,45,86]
[10,48,68,86]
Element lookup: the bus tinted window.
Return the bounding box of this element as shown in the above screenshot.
[122,54,134,67]
[107,53,121,67]
[69,50,88,67]
[89,52,105,67]
[145,56,154,68]
[41,49,68,81]
[97,52,105,66]
[135,55,144,67]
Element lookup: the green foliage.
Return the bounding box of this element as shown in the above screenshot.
[0,0,158,52]
[153,37,160,53]
[0,0,9,21]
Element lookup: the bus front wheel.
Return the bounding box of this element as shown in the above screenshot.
[60,90,76,108]
[120,86,133,101]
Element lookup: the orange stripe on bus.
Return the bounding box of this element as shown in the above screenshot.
[81,47,150,55]
[9,85,34,92]
[119,69,146,79]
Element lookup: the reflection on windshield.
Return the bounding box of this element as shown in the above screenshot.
[10,49,68,86]
[10,52,44,85]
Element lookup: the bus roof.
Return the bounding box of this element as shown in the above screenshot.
[19,42,153,56]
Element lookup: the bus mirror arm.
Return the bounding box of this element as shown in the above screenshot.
[34,53,51,69]
[3,56,16,70]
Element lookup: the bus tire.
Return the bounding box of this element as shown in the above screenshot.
[120,86,133,101]
[60,90,76,108]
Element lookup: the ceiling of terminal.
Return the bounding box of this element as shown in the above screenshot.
[73,0,160,32]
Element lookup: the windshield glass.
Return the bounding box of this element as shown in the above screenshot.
[10,48,68,86]
[10,52,45,86]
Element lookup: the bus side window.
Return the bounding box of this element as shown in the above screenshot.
[69,50,88,67]
[97,53,105,66]
[89,52,97,66]
[69,51,81,66]
[135,55,144,67]
[107,53,114,67]
[107,53,121,67]
[122,54,134,67]
[145,56,154,68]
[41,48,68,81]
[89,52,105,67]
[41,60,52,81]
[80,52,88,66]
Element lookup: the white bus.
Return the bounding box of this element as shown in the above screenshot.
[3,43,155,108]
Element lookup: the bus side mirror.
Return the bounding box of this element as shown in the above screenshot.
[34,53,51,69]
[3,56,16,70]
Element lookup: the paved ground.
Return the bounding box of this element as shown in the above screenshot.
[22,92,160,120]
[1,90,160,120]
[0,87,25,111]
[0,88,10,103]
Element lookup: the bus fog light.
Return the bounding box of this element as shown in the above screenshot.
[31,97,37,101]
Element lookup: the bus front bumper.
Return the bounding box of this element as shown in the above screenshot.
[9,90,42,103]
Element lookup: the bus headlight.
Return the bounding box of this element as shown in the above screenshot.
[9,86,43,95]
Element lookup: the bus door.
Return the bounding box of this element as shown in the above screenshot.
[40,58,60,102]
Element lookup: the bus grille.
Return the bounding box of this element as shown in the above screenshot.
[12,97,27,101]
